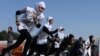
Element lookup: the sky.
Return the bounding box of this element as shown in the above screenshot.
[0,0,100,40]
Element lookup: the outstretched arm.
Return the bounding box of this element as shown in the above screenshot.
[42,26,58,38]
[42,26,53,37]
[50,29,58,34]
[15,8,26,26]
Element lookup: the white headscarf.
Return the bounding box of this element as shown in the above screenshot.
[58,27,65,42]
[35,1,46,10]
[47,16,54,21]
[58,27,64,32]
[44,16,54,31]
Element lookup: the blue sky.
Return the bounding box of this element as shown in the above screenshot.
[0,0,100,40]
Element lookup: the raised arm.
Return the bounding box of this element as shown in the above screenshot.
[15,8,26,26]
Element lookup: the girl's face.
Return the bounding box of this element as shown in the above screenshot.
[8,27,12,32]
[38,6,45,13]
[71,37,75,43]
[49,19,53,25]
[61,28,64,31]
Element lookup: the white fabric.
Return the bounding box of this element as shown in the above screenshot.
[35,1,46,9]
[37,31,48,45]
[58,32,65,42]
[37,13,45,20]
[54,31,65,48]
[24,6,35,22]
[37,22,52,45]
[18,6,45,32]
[54,42,60,48]
[44,22,52,31]
[47,16,53,21]
[83,39,91,56]
[17,22,28,30]
[59,27,63,30]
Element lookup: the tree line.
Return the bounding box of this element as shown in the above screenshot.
[0,30,19,40]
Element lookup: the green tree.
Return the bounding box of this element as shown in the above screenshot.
[0,30,19,40]
[0,30,7,40]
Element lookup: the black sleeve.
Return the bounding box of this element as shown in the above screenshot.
[47,36,53,42]
[63,37,66,40]
[54,33,58,38]
[16,10,26,15]
[50,29,58,34]
[42,26,53,37]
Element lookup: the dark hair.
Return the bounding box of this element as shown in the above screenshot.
[89,35,93,39]
[89,35,94,43]
[8,26,12,30]
[79,37,83,41]
[69,34,74,40]
[82,40,85,43]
